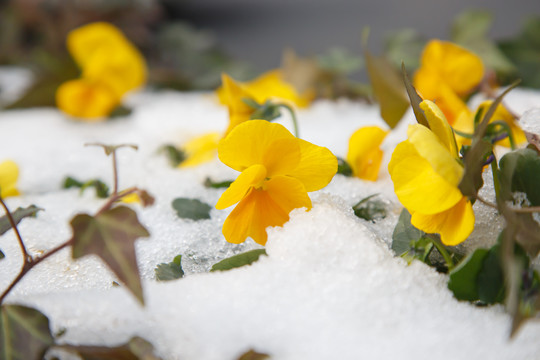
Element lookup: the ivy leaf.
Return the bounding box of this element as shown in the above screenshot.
[211,249,267,272]
[448,248,490,301]
[236,349,270,360]
[155,255,184,281]
[0,205,42,236]
[63,176,110,199]
[352,194,387,221]
[172,198,212,220]
[365,50,409,129]
[0,304,54,360]
[401,63,429,128]
[70,206,150,304]
[203,177,233,189]
[56,336,162,360]
[451,10,516,76]
[159,145,186,167]
[391,209,426,256]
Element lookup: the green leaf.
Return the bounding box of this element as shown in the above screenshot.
[499,148,540,206]
[391,209,425,256]
[336,157,353,177]
[246,99,282,122]
[352,194,387,221]
[0,305,54,360]
[211,249,267,272]
[365,51,409,129]
[0,205,42,236]
[401,63,429,128]
[70,206,150,304]
[159,145,186,167]
[172,198,212,220]
[477,245,505,304]
[317,47,363,75]
[236,349,270,360]
[56,336,162,360]
[0,250,4,260]
[384,29,426,72]
[108,105,133,119]
[63,177,110,199]
[448,248,490,301]
[155,255,184,281]
[451,10,516,76]
[203,178,233,189]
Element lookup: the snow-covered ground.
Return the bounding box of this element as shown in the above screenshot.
[1,74,540,359]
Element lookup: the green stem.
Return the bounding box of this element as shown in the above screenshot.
[429,235,455,271]
[278,103,300,138]
[490,160,502,207]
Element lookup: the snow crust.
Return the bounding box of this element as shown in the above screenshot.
[1,86,540,359]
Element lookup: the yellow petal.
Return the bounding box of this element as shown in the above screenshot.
[216,164,267,210]
[418,40,484,96]
[411,196,475,246]
[346,126,388,181]
[286,139,338,191]
[407,124,463,186]
[220,74,255,114]
[452,108,475,148]
[180,132,220,167]
[420,100,459,157]
[56,79,119,119]
[221,176,311,245]
[218,120,295,172]
[0,160,20,198]
[389,140,463,214]
[246,69,312,108]
[477,101,527,147]
[67,22,128,68]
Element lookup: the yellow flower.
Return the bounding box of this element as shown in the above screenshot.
[220,74,259,136]
[0,160,20,198]
[57,22,147,119]
[453,100,526,148]
[346,126,388,181]
[413,40,484,124]
[388,100,474,246]
[179,132,220,167]
[216,120,337,245]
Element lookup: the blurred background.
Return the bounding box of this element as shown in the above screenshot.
[1,0,540,108]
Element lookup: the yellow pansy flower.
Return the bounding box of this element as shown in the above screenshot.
[57,22,147,119]
[216,120,337,245]
[179,132,220,168]
[388,100,474,246]
[413,40,484,124]
[0,160,20,198]
[220,74,259,136]
[346,126,388,181]
[453,101,526,149]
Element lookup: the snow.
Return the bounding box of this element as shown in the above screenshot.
[1,82,540,359]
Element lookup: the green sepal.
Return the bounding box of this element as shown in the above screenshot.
[336,157,353,176]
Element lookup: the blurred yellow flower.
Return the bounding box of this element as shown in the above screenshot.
[216,120,337,245]
[346,126,388,181]
[179,132,220,168]
[414,40,484,124]
[57,22,147,120]
[453,100,526,148]
[388,100,474,246]
[217,70,313,111]
[0,160,20,198]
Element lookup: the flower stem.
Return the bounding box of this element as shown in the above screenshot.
[0,196,31,264]
[278,103,300,138]
[429,235,455,271]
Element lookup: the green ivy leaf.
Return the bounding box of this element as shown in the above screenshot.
[0,205,42,236]
[365,51,409,129]
[159,145,186,167]
[391,209,425,256]
[172,198,212,220]
[211,249,267,272]
[155,255,184,281]
[452,10,516,76]
[352,194,387,221]
[448,248,490,302]
[70,206,150,305]
[204,178,233,189]
[56,336,162,360]
[236,349,270,360]
[0,304,54,360]
[63,176,110,199]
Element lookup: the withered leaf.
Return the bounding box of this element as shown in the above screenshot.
[0,304,54,360]
[236,349,270,360]
[70,206,150,304]
[56,336,162,360]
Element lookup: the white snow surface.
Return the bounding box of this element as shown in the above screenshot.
[1,87,540,359]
